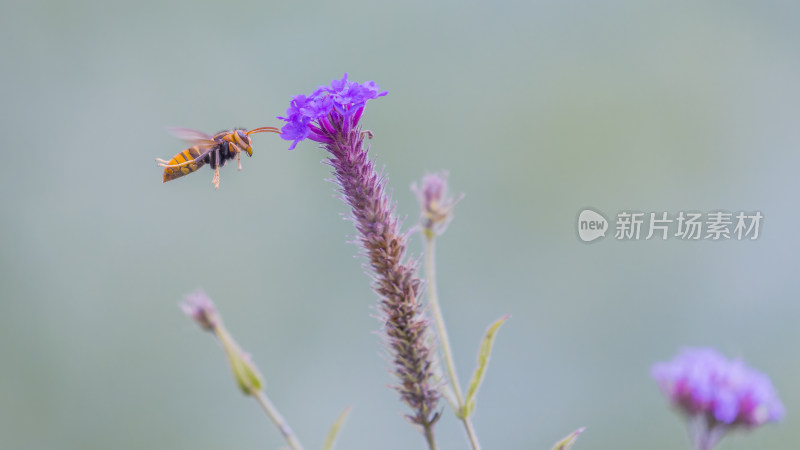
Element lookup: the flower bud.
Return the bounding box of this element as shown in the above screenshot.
[180,290,219,331]
[411,171,463,237]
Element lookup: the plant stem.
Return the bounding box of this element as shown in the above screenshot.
[424,233,482,450]
[423,420,439,450]
[253,390,305,450]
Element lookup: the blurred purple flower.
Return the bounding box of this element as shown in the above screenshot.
[652,347,784,450]
[279,75,440,439]
[180,290,219,331]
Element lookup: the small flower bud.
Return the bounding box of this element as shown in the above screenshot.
[412,171,463,237]
[180,290,219,331]
[181,290,264,395]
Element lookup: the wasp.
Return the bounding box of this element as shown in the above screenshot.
[156,126,280,189]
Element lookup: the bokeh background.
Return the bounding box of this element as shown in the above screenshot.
[1,1,799,449]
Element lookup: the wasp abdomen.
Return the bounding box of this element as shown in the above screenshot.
[162,146,207,182]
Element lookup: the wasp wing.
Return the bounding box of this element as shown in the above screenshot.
[167,126,218,149]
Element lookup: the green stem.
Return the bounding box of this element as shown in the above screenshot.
[423,420,439,450]
[253,390,305,450]
[424,233,482,450]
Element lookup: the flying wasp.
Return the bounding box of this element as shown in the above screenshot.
[156,126,280,189]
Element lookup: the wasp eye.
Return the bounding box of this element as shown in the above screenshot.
[237,130,248,141]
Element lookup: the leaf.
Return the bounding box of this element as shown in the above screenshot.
[323,406,352,450]
[460,315,510,418]
[550,427,585,450]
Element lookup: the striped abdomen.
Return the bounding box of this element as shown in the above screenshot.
[162,146,208,182]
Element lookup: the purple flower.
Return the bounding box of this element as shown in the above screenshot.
[652,348,784,450]
[281,75,440,443]
[180,290,219,331]
[277,73,387,151]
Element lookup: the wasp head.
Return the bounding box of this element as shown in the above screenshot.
[233,129,254,156]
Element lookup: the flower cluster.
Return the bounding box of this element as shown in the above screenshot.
[278,73,387,150]
[652,348,784,428]
[652,347,785,450]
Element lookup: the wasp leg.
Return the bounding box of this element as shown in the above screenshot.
[157,158,196,169]
[158,162,180,168]
[157,149,213,169]
[227,142,243,171]
[158,161,194,169]
[212,149,221,189]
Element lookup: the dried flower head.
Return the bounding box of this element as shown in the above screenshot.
[180,290,219,331]
[652,347,784,450]
[411,171,463,236]
[279,75,441,436]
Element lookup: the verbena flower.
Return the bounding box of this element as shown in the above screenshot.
[652,347,784,450]
[411,171,463,237]
[278,73,387,151]
[278,75,441,437]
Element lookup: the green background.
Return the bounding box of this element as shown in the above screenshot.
[1,1,798,449]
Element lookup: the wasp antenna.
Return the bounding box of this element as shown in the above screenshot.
[246,126,281,136]
[246,126,281,135]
